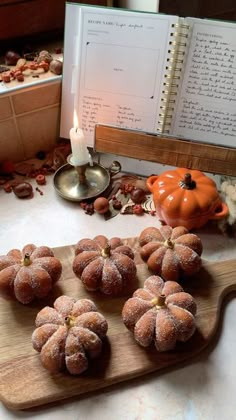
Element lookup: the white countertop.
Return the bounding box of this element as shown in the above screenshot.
[1,170,236,420]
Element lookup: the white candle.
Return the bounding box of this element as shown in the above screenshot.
[69,111,91,166]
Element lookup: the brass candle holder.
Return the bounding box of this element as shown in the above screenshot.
[67,153,93,185]
[53,153,113,202]
[76,163,89,185]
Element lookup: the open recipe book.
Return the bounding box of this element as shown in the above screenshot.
[60,3,236,148]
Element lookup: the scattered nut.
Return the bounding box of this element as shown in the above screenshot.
[94,197,110,214]
[112,199,122,210]
[49,59,63,75]
[36,51,53,64]
[36,174,46,185]
[130,187,146,204]
[5,51,21,66]
[13,182,33,198]
[3,183,12,193]
[1,72,11,83]
[16,73,24,82]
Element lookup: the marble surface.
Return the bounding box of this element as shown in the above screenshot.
[1,172,236,420]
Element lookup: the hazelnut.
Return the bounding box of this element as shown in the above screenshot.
[13,182,33,198]
[94,197,110,214]
[49,59,63,75]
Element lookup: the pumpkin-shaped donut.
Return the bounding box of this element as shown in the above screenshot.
[139,225,202,281]
[0,244,62,304]
[122,275,197,351]
[72,235,137,296]
[32,295,108,375]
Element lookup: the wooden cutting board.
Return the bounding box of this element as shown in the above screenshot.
[0,238,236,410]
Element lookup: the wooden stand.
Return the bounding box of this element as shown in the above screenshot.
[94,125,236,177]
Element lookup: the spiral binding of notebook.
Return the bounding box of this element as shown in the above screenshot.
[157,22,190,134]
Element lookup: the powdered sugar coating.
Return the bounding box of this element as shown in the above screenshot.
[122,296,153,331]
[139,226,202,281]
[6,249,22,260]
[39,326,67,373]
[53,295,76,316]
[65,326,103,375]
[75,239,100,256]
[122,275,197,352]
[162,280,183,296]
[32,324,59,352]
[30,246,54,260]
[174,233,203,255]
[99,259,123,295]
[79,257,104,291]
[112,245,134,260]
[0,244,62,304]
[32,295,108,375]
[73,236,137,296]
[139,227,164,247]
[143,275,165,296]
[14,266,52,303]
[35,306,63,327]
[155,309,177,351]
[134,310,156,347]
[174,244,201,275]
[0,265,20,294]
[72,298,97,317]
[74,312,108,338]
[0,255,20,271]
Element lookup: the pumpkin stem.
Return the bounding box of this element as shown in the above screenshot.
[23,253,31,266]
[179,173,196,190]
[164,238,174,249]
[151,294,166,308]
[101,244,111,258]
[64,315,75,328]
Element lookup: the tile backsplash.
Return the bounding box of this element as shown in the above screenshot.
[0,79,61,162]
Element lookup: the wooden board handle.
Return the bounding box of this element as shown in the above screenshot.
[0,242,236,410]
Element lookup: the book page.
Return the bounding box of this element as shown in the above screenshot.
[171,18,236,148]
[60,4,179,146]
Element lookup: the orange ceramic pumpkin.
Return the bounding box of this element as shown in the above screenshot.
[147,168,228,230]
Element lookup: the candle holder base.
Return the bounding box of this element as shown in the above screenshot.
[53,162,111,202]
